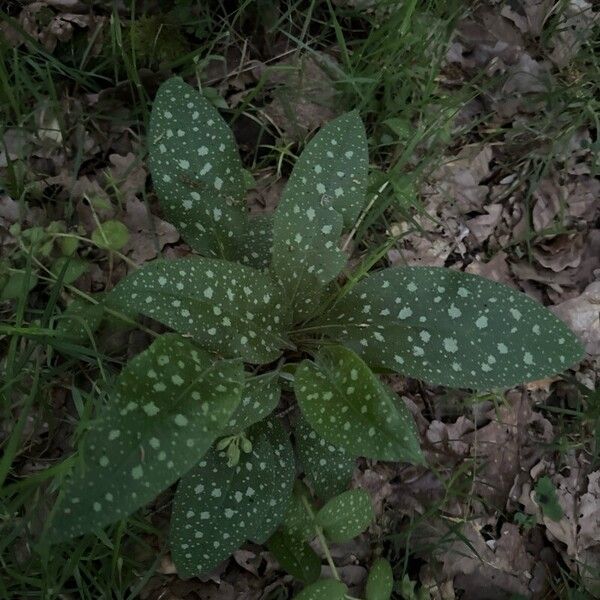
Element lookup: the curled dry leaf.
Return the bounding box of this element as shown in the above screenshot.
[122,198,180,264]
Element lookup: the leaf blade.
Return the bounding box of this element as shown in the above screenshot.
[170,419,295,578]
[267,528,321,584]
[149,77,246,258]
[315,267,584,389]
[237,213,274,271]
[295,346,423,462]
[223,372,280,435]
[294,417,354,500]
[47,334,243,542]
[316,489,374,543]
[366,558,394,600]
[271,112,368,322]
[107,257,289,363]
[292,579,347,600]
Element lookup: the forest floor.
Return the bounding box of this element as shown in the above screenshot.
[1,1,599,599]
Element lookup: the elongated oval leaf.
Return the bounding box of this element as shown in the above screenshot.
[279,111,368,227]
[47,334,243,542]
[267,528,321,584]
[366,558,394,600]
[295,346,423,462]
[223,372,280,435]
[314,267,584,389]
[237,214,273,270]
[293,579,347,600]
[149,77,246,258]
[170,419,295,578]
[316,489,374,543]
[294,417,354,500]
[271,112,368,322]
[107,257,289,363]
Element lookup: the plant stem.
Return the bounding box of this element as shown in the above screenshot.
[300,495,340,581]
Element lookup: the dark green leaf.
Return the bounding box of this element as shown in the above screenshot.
[366,558,393,600]
[223,372,280,435]
[293,578,347,600]
[295,346,423,462]
[534,476,563,521]
[170,419,295,578]
[107,257,289,363]
[316,489,374,543]
[294,417,354,500]
[148,77,246,258]
[271,112,368,322]
[47,334,243,542]
[315,267,583,389]
[267,528,321,583]
[237,213,273,270]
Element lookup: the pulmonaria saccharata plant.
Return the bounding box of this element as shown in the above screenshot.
[47,77,583,597]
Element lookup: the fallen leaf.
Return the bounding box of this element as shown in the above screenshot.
[264,52,339,140]
[551,281,600,355]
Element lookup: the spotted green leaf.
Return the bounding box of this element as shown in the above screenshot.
[295,346,423,462]
[107,257,289,363]
[149,77,248,258]
[170,419,295,578]
[294,417,354,500]
[271,112,368,322]
[314,267,584,389]
[316,489,374,543]
[293,579,348,600]
[267,528,321,584]
[47,334,243,542]
[237,214,273,270]
[366,558,394,600]
[222,372,280,435]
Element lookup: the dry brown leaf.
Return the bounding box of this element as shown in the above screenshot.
[122,198,180,264]
[466,251,515,287]
[532,178,564,232]
[426,145,492,213]
[388,236,452,267]
[549,0,598,67]
[551,281,600,355]
[465,203,503,244]
[533,234,585,273]
[107,152,147,202]
[264,53,339,140]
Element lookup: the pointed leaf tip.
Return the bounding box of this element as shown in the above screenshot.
[315,266,584,390]
[295,345,423,462]
[271,110,368,321]
[149,77,246,258]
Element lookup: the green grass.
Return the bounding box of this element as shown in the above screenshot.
[0,0,597,598]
